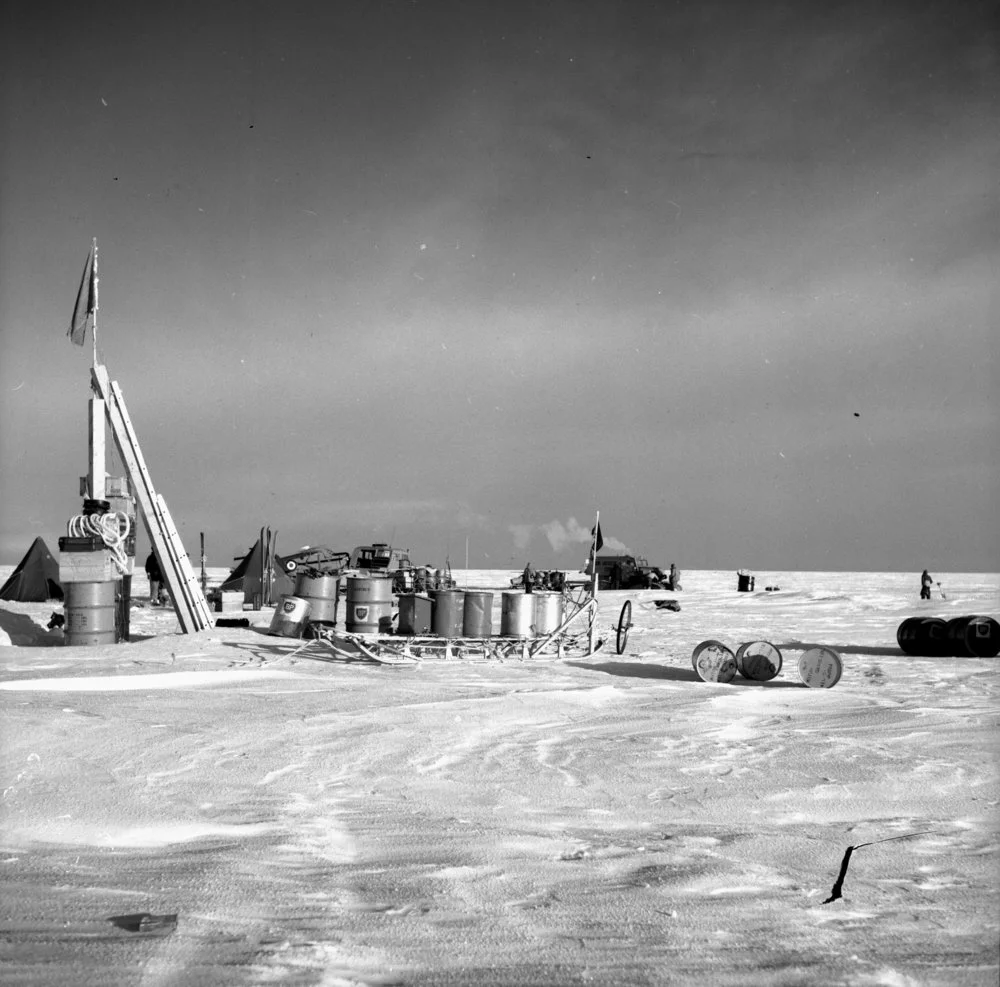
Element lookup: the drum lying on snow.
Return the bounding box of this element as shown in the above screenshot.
[734,640,782,681]
[691,640,737,683]
[797,647,843,688]
[896,616,949,657]
[945,615,1000,659]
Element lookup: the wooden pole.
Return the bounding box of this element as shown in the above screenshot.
[200,532,207,593]
[589,510,600,654]
[89,397,106,501]
[91,237,99,369]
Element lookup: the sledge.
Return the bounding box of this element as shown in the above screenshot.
[290,588,603,665]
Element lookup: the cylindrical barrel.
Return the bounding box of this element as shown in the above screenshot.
[397,593,433,635]
[532,592,564,635]
[294,572,340,627]
[691,640,737,683]
[896,616,949,656]
[500,592,534,637]
[268,595,310,638]
[463,590,494,637]
[946,615,1000,658]
[735,640,783,681]
[64,581,117,646]
[798,647,843,688]
[432,589,465,637]
[346,576,393,634]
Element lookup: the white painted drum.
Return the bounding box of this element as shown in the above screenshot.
[797,647,843,688]
[735,641,783,681]
[268,595,310,638]
[692,640,737,683]
[532,592,564,635]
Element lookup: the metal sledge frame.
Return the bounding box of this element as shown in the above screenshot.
[289,592,602,665]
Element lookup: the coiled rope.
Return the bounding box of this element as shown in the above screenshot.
[66,511,131,575]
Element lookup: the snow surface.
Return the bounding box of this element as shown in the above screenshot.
[1,568,998,986]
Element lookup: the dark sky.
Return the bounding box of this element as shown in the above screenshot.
[1,0,996,571]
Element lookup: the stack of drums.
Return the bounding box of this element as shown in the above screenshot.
[294,572,339,631]
[432,589,465,637]
[63,581,117,646]
[346,576,393,634]
[462,591,493,637]
[500,592,534,637]
[899,615,1000,658]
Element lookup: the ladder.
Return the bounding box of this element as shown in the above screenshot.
[91,364,213,633]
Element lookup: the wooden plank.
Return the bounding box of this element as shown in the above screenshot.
[91,364,211,633]
[89,398,105,501]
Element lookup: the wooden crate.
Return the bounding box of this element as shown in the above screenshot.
[60,551,116,583]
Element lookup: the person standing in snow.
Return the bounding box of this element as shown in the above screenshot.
[920,570,933,600]
[145,551,165,606]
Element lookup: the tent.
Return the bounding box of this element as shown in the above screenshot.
[0,537,64,602]
[219,532,294,605]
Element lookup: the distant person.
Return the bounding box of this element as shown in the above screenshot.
[523,562,535,593]
[669,563,682,591]
[920,570,933,600]
[145,551,165,606]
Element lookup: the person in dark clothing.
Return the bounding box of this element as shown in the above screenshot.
[522,562,535,593]
[920,570,933,600]
[145,551,165,606]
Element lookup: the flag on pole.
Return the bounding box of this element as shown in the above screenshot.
[68,244,97,346]
[591,520,604,553]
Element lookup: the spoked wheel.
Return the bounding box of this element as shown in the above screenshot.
[616,600,632,655]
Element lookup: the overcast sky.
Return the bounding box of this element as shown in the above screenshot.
[0,0,996,573]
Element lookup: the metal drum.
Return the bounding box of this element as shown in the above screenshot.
[463,590,493,638]
[432,589,465,637]
[294,572,340,627]
[346,576,393,634]
[64,580,116,646]
[268,595,310,638]
[500,592,534,637]
[397,593,433,635]
[532,592,564,635]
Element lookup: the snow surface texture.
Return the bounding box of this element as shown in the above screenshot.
[1,568,998,986]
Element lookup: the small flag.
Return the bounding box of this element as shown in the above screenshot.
[591,521,604,553]
[68,244,96,346]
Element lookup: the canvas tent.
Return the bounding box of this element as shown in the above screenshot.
[0,537,64,602]
[219,533,294,606]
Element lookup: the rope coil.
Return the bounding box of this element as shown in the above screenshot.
[67,511,131,575]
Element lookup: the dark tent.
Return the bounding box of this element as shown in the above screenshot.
[0,537,63,602]
[219,534,293,605]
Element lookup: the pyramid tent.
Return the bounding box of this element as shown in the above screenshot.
[219,533,293,604]
[0,537,64,602]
